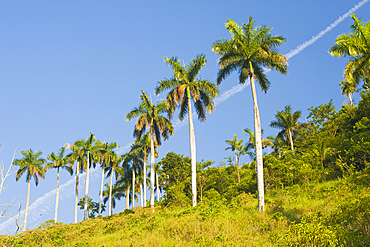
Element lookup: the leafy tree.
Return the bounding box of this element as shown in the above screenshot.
[78,197,104,219]
[328,14,370,97]
[126,91,173,208]
[270,105,306,152]
[212,18,288,212]
[13,149,46,231]
[45,147,73,223]
[225,135,245,183]
[155,54,219,206]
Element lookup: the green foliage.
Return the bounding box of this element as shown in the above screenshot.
[78,197,105,219]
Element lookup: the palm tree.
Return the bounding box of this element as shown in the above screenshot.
[45,147,73,223]
[102,183,122,215]
[104,152,123,216]
[270,105,304,152]
[74,133,99,220]
[13,149,46,231]
[123,149,144,209]
[243,129,274,159]
[212,18,288,212]
[96,141,119,216]
[155,54,219,207]
[126,91,173,208]
[225,135,245,183]
[66,143,85,223]
[329,14,370,96]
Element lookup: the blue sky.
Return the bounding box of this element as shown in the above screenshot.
[1,0,369,233]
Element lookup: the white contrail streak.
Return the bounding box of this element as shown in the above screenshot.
[212,0,369,105]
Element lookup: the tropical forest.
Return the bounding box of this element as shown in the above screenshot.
[1,6,370,247]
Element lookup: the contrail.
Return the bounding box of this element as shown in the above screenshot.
[213,0,369,105]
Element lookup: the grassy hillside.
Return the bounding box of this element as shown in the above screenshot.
[2,168,370,247]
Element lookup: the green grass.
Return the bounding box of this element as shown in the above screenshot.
[2,171,370,246]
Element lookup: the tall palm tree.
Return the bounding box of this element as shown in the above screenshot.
[123,149,144,209]
[104,152,122,216]
[74,133,98,220]
[270,105,304,152]
[13,149,46,231]
[212,18,288,212]
[126,91,173,208]
[96,141,119,216]
[45,147,73,223]
[225,135,245,183]
[155,54,219,206]
[329,14,370,96]
[102,183,122,215]
[66,143,85,223]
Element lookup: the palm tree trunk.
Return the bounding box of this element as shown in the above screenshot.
[150,128,155,208]
[143,149,147,207]
[156,172,160,201]
[187,88,197,207]
[84,152,90,220]
[235,151,240,183]
[132,168,135,209]
[108,168,113,216]
[99,164,105,216]
[140,184,143,207]
[74,161,79,224]
[249,64,264,213]
[54,167,60,222]
[126,185,130,210]
[288,130,294,152]
[23,178,31,231]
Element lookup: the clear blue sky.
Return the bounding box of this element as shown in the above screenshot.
[1,0,369,233]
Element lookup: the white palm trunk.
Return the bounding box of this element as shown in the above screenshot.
[132,168,135,209]
[126,185,130,210]
[74,161,79,223]
[108,168,114,216]
[143,151,147,207]
[150,128,155,208]
[98,164,105,216]
[23,179,31,231]
[156,172,160,201]
[84,153,90,220]
[235,151,240,183]
[249,69,264,212]
[187,88,197,207]
[140,184,143,207]
[54,168,60,222]
[288,130,294,152]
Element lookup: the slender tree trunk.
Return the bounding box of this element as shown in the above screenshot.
[143,149,147,207]
[108,168,114,216]
[140,184,143,207]
[54,167,60,222]
[288,130,294,152]
[156,172,160,202]
[99,164,105,216]
[84,152,90,220]
[74,161,79,224]
[132,168,135,209]
[23,178,31,231]
[187,88,197,207]
[126,185,130,210]
[235,151,240,183]
[249,64,264,212]
[150,128,155,208]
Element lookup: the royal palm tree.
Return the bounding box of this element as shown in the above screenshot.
[104,152,122,216]
[13,149,46,231]
[155,54,219,206]
[96,141,119,216]
[102,183,122,215]
[270,105,305,152]
[66,143,85,223]
[45,147,73,223]
[225,135,245,183]
[74,133,99,220]
[243,129,274,160]
[126,91,173,208]
[123,150,144,209]
[212,18,288,212]
[329,14,370,96]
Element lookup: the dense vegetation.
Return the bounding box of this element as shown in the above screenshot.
[1,14,370,246]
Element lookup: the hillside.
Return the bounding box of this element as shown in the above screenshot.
[2,168,369,247]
